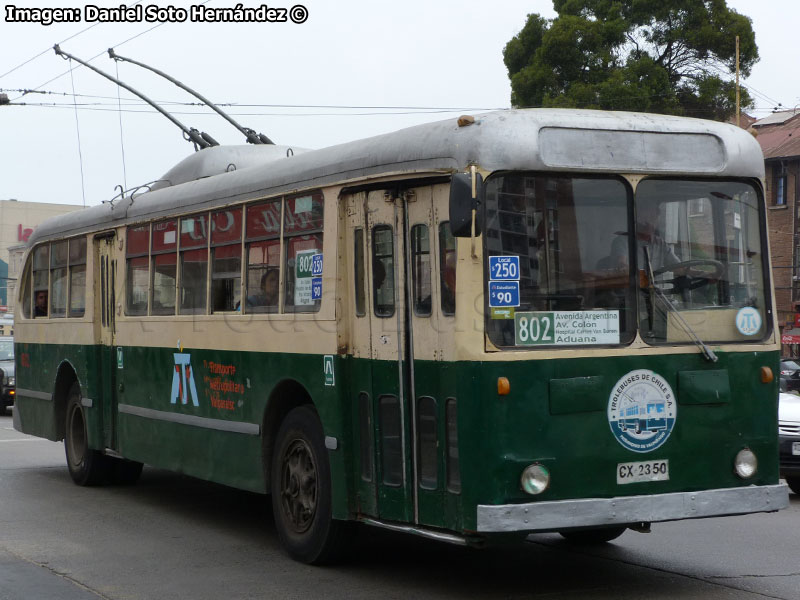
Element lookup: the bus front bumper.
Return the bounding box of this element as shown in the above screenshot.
[476,484,789,533]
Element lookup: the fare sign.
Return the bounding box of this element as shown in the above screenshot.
[489,256,520,280]
[489,281,520,308]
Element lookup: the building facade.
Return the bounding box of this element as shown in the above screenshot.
[753,111,800,354]
[0,200,83,313]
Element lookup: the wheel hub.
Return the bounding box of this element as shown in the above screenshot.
[280,438,317,533]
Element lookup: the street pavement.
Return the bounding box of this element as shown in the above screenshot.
[1,413,798,599]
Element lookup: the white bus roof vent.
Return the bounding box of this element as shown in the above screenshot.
[149,144,309,191]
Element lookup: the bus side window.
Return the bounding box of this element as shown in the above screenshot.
[20,253,32,319]
[33,244,50,318]
[151,219,178,315]
[372,225,394,317]
[245,200,281,313]
[379,394,402,486]
[354,228,365,317]
[50,240,68,318]
[210,208,242,313]
[283,193,324,313]
[411,224,431,317]
[68,237,87,317]
[439,223,456,316]
[126,225,150,316]
[179,214,209,315]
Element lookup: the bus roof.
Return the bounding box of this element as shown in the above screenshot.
[28,108,764,246]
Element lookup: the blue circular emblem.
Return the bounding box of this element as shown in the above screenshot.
[735,306,762,336]
[608,370,676,453]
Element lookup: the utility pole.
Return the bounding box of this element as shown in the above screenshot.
[735,36,740,127]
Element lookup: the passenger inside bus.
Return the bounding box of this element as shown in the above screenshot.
[34,290,48,317]
[239,267,279,311]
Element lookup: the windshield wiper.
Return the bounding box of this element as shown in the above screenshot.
[643,247,718,363]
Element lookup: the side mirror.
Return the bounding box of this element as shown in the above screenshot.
[449,172,484,238]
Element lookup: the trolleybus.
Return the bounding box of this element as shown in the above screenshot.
[13,109,789,563]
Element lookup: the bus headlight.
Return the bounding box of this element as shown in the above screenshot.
[734,448,757,479]
[521,464,550,495]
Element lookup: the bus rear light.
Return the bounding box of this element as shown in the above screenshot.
[521,464,550,495]
[497,377,510,396]
[760,367,773,384]
[734,448,757,479]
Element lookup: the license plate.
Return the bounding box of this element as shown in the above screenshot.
[793,442,800,456]
[617,459,669,484]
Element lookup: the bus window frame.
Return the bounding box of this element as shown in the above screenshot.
[244,198,283,314]
[68,236,87,318]
[125,224,151,316]
[371,224,395,318]
[49,239,69,319]
[482,172,637,350]
[410,223,432,318]
[178,213,210,316]
[210,207,244,313]
[151,219,179,316]
[282,192,324,314]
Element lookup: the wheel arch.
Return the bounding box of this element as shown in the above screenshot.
[261,378,316,489]
[53,359,80,441]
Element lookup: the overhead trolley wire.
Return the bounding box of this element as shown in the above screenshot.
[0,0,147,83]
[8,0,214,103]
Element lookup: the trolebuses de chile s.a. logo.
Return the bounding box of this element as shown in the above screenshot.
[608,369,676,453]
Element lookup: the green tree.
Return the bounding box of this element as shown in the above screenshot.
[503,0,758,120]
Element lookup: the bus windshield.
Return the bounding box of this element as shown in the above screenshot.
[636,179,768,344]
[484,174,768,349]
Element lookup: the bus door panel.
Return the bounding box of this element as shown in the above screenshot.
[93,233,118,449]
[405,185,446,526]
[366,189,413,523]
[432,184,462,532]
[343,191,378,517]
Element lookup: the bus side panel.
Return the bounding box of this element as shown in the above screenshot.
[113,345,352,512]
[343,354,376,516]
[13,341,99,445]
[412,357,472,533]
[316,354,352,521]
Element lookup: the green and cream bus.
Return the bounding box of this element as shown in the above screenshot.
[13,109,789,563]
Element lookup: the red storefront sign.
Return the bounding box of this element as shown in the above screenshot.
[781,334,800,344]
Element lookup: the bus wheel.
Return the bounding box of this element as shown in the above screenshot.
[787,477,800,495]
[271,406,350,564]
[64,382,110,486]
[559,526,627,544]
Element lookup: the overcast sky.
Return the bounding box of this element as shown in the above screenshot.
[1,0,797,207]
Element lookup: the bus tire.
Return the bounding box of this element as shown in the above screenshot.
[271,406,351,564]
[559,526,627,544]
[64,382,111,486]
[786,477,800,495]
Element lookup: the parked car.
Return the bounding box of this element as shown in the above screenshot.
[779,391,800,495]
[0,336,15,415]
[780,360,800,392]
